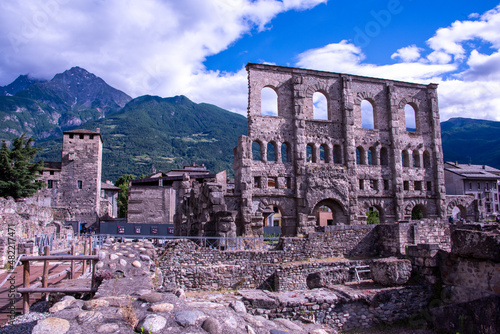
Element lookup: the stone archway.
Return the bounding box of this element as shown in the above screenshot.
[312,199,348,226]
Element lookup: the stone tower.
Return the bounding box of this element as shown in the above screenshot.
[59,129,103,226]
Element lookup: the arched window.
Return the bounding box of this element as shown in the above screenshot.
[402,150,410,167]
[319,145,325,163]
[281,142,290,163]
[333,144,342,164]
[423,150,431,168]
[267,142,277,162]
[252,141,263,161]
[306,144,316,163]
[380,147,388,166]
[361,100,375,129]
[413,150,421,167]
[356,146,366,165]
[368,147,377,165]
[313,92,328,120]
[261,87,278,116]
[404,104,417,132]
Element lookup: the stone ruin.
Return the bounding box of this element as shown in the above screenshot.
[176,63,451,237]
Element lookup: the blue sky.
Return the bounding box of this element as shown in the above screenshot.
[1,0,500,121]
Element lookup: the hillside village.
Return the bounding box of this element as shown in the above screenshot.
[0,64,499,333]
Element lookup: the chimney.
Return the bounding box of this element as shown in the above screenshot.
[96,128,100,133]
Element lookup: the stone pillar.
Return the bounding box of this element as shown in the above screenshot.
[341,75,357,224]
[387,84,405,221]
[428,84,446,219]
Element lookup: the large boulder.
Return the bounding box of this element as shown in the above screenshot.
[370,257,412,286]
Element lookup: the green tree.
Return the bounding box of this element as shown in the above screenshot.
[115,174,136,218]
[366,208,380,225]
[0,135,45,199]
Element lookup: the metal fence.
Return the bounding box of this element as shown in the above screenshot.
[96,234,280,251]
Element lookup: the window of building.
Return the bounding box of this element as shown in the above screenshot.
[47,180,54,189]
[356,146,366,165]
[77,180,83,189]
[252,141,262,161]
[285,177,291,189]
[361,100,375,129]
[267,177,278,189]
[79,134,84,139]
[69,134,74,139]
[487,183,490,190]
[50,171,54,175]
[404,104,417,132]
[403,181,409,191]
[478,182,481,190]
[359,179,364,190]
[313,92,328,120]
[427,181,432,192]
[370,179,378,190]
[413,150,420,168]
[307,144,316,163]
[267,142,276,162]
[261,87,278,116]
[281,142,290,163]
[414,181,422,191]
[89,135,94,140]
[253,177,261,188]
[469,182,472,190]
[402,150,410,167]
[384,179,389,190]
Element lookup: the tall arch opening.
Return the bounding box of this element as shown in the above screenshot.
[261,87,278,116]
[267,142,277,162]
[281,142,290,163]
[313,199,348,226]
[411,205,426,220]
[306,144,316,163]
[404,104,417,132]
[402,150,410,167]
[413,150,421,167]
[356,146,366,165]
[366,206,381,224]
[313,92,328,120]
[368,147,377,165]
[361,100,375,129]
[252,141,263,161]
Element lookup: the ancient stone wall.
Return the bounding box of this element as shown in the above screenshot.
[232,63,446,236]
[239,286,433,332]
[378,219,450,256]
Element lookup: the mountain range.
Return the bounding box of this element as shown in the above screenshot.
[1,67,499,181]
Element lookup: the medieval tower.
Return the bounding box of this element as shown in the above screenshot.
[59,129,103,227]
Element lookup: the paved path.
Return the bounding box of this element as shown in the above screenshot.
[0,262,83,326]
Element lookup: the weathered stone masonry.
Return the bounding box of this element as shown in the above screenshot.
[233,63,447,236]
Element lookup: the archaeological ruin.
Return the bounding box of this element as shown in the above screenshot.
[176,63,459,237]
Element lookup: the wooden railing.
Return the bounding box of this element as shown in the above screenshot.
[17,239,99,314]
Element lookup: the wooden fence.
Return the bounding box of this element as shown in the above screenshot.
[17,238,99,314]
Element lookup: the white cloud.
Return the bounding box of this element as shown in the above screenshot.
[391,45,423,62]
[426,4,500,59]
[296,40,455,83]
[0,0,326,116]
